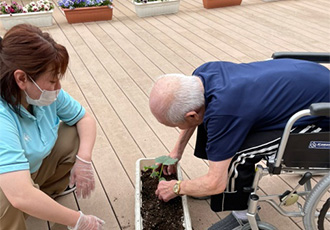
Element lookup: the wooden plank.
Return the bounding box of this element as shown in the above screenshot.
[114,6,205,71]
[117,1,220,63]
[226,2,329,51]
[179,9,280,57]
[170,12,264,62]
[110,11,196,75]
[245,1,330,41]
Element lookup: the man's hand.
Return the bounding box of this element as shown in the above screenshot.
[155,180,178,202]
[161,156,178,176]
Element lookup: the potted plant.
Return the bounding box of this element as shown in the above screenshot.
[0,0,54,30]
[202,0,242,9]
[135,156,192,230]
[57,0,113,24]
[132,0,180,18]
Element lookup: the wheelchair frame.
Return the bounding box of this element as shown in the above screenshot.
[244,52,330,230]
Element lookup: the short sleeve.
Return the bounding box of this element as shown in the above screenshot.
[56,90,86,126]
[205,115,252,161]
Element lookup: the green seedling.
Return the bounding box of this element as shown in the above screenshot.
[143,155,178,181]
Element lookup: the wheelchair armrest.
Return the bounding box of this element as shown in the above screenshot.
[272,52,330,63]
[309,103,330,117]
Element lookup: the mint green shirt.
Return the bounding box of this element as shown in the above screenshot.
[0,89,85,174]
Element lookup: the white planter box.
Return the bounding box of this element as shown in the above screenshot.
[133,0,180,18]
[0,10,53,30]
[135,158,192,230]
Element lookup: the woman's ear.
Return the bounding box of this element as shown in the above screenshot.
[14,70,28,90]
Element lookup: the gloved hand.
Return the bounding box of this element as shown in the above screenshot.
[69,155,95,199]
[68,211,105,230]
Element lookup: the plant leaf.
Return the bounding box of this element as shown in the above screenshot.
[143,166,151,171]
[155,155,178,165]
[143,164,158,172]
[159,177,166,181]
[155,155,168,164]
[150,164,158,170]
[150,171,159,178]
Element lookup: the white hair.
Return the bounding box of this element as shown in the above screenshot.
[157,73,205,124]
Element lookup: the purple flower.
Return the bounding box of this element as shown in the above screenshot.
[57,0,112,8]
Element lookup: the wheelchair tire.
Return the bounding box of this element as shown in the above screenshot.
[317,198,330,230]
[303,172,330,230]
[241,221,277,230]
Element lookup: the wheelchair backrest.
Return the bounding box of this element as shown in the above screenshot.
[270,103,330,174]
[282,132,330,168]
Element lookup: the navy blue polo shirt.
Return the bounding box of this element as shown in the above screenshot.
[193,59,330,161]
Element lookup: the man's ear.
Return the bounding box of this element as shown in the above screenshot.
[185,110,199,122]
[14,70,28,90]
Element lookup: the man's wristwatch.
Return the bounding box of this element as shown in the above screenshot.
[173,180,182,195]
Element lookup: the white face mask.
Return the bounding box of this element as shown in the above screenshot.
[24,76,60,106]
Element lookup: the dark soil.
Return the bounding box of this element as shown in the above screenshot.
[141,169,185,230]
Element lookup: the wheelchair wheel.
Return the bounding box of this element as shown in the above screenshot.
[241,221,277,230]
[303,172,330,230]
[317,198,330,230]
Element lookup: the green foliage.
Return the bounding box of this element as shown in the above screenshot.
[144,156,178,181]
[155,155,178,165]
[143,164,158,171]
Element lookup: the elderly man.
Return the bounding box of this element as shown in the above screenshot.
[149,59,330,230]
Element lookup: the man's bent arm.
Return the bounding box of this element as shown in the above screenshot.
[180,158,231,197]
[170,126,197,160]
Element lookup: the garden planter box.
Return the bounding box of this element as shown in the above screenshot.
[135,158,192,230]
[203,0,242,9]
[133,0,180,18]
[0,10,53,30]
[62,5,113,24]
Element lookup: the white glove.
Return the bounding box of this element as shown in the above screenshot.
[68,211,105,230]
[69,155,95,199]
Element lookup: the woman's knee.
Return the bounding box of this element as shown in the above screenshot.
[55,122,80,157]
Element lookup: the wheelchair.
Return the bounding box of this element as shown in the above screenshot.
[243,52,330,230]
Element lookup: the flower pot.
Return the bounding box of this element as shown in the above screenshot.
[202,0,242,9]
[61,5,113,24]
[133,0,180,18]
[135,158,192,230]
[0,10,53,30]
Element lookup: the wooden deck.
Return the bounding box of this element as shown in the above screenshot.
[1,0,329,229]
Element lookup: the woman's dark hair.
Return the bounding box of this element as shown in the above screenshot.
[0,24,69,115]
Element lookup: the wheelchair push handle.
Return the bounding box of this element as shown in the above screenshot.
[309,103,330,117]
[271,52,330,63]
